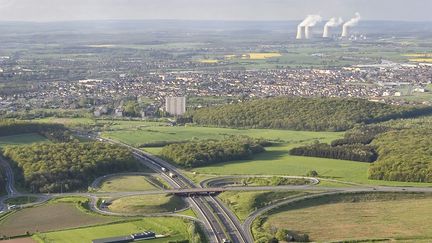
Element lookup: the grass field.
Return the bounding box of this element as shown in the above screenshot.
[102,126,344,146]
[102,124,432,187]
[34,218,193,243]
[0,197,115,236]
[0,133,49,148]
[262,193,432,242]
[108,194,186,214]
[98,175,163,192]
[33,117,165,130]
[219,191,306,222]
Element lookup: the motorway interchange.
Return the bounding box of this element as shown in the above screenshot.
[2,138,432,243]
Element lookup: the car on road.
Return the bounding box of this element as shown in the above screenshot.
[8,205,18,210]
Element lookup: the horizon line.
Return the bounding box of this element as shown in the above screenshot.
[0,18,432,24]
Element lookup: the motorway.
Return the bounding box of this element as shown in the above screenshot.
[0,155,21,211]
[127,142,248,243]
[2,138,432,242]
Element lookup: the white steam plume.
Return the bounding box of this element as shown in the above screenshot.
[342,13,361,37]
[323,17,343,38]
[296,15,322,39]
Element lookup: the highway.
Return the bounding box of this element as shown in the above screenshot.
[127,142,247,243]
[0,155,21,211]
[2,137,432,242]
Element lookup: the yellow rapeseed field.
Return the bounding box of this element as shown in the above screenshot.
[403,53,432,57]
[243,52,282,60]
[198,59,219,63]
[409,58,432,63]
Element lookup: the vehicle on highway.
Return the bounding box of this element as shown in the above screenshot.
[168,172,177,178]
[161,167,167,172]
[7,205,18,210]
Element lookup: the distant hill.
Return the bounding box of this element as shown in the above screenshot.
[188,97,432,131]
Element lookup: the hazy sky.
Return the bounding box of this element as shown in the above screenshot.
[0,0,431,22]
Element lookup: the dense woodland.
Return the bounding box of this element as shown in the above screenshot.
[3,142,139,192]
[290,143,377,162]
[369,128,432,182]
[160,137,266,167]
[330,125,389,146]
[0,120,72,142]
[188,97,432,131]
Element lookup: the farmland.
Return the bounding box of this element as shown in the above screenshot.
[0,196,194,243]
[0,197,115,237]
[108,194,186,214]
[258,193,432,242]
[34,217,193,243]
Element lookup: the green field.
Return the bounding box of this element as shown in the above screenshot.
[0,133,49,147]
[219,191,307,222]
[102,124,432,186]
[260,193,432,242]
[191,143,432,187]
[0,197,115,237]
[108,194,186,214]
[98,175,165,192]
[34,217,193,243]
[33,117,165,130]
[102,125,344,146]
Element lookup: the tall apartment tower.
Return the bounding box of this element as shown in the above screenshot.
[165,97,186,116]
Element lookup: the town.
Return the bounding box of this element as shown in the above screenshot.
[1,64,431,118]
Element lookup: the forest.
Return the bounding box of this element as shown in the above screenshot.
[0,120,72,142]
[290,142,377,162]
[3,142,139,192]
[160,137,266,167]
[188,97,432,131]
[330,125,389,146]
[369,128,432,183]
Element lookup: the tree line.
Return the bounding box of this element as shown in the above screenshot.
[3,142,139,193]
[290,142,377,162]
[160,136,266,167]
[0,120,73,142]
[187,97,432,131]
[331,125,389,146]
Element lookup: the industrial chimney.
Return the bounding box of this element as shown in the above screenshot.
[323,17,343,38]
[296,15,322,39]
[342,13,361,38]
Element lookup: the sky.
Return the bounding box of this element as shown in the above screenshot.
[0,0,431,22]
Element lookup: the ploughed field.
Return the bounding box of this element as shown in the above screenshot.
[260,193,432,242]
[0,197,113,237]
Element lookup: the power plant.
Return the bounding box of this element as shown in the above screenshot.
[323,17,343,38]
[342,13,361,38]
[296,15,323,39]
[296,13,361,40]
